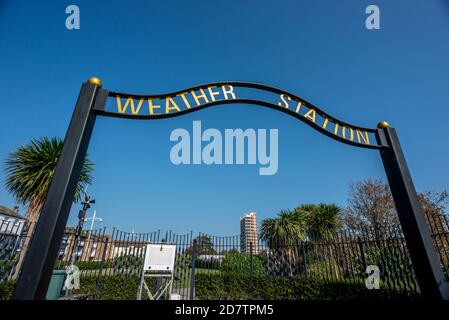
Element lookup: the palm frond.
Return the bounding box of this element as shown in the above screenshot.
[4,137,94,208]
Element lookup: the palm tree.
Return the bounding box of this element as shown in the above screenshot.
[260,210,306,246]
[260,210,306,276]
[4,137,93,278]
[301,203,342,239]
[297,203,343,279]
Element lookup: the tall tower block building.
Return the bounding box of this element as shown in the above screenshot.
[240,212,258,254]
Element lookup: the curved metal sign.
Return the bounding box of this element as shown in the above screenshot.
[93,82,381,149]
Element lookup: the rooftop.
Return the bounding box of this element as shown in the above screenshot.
[240,211,256,221]
[0,205,25,219]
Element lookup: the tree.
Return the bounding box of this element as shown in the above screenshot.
[343,178,449,239]
[4,137,93,278]
[343,178,397,239]
[418,190,449,234]
[185,235,216,256]
[260,210,307,276]
[296,204,343,278]
[295,203,343,240]
[260,210,306,246]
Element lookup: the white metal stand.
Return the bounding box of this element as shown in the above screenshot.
[136,243,177,300]
[137,272,174,300]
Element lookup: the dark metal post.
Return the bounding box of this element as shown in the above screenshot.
[249,241,254,300]
[377,126,449,300]
[249,241,254,279]
[190,239,196,300]
[357,237,367,276]
[94,229,108,300]
[13,80,103,300]
[300,242,308,281]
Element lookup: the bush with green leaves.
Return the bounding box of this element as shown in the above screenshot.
[195,273,420,300]
[220,252,266,276]
[54,255,144,272]
[71,275,157,300]
[1,275,153,300]
[0,281,15,300]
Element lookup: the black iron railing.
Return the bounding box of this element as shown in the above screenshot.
[1,215,449,300]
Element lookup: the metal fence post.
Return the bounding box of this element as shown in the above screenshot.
[249,241,254,300]
[301,242,308,281]
[190,239,196,300]
[94,231,108,300]
[357,237,367,276]
[249,241,254,279]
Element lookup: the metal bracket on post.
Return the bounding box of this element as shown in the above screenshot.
[13,78,105,300]
[376,123,449,300]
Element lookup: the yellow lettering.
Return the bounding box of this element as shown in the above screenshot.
[148,98,161,115]
[176,92,192,109]
[207,86,221,102]
[278,94,291,109]
[116,96,144,115]
[295,101,302,113]
[165,97,181,113]
[322,117,329,129]
[356,129,370,145]
[191,88,209,106]
[304,109,316,123]
[342,126,354,141]
[334,123,339,135]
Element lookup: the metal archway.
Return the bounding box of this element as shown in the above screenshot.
[13,78,449,300]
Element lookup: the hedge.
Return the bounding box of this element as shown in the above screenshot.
[54,255,144,271]
[0,275,156,300]
[1,273,421,300]
[72,275,147,300]
[0,281,15,300]
[195,273,421,300]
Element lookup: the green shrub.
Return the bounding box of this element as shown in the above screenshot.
[1,273,421,300]
[0,281,15,300]
[72,275,156,300]
[195,273,421,300]
[220,252,265,276]
[55,255,143,271]
[1,275,154,300]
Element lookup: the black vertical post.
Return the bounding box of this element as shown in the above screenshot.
[94,228,108,300]
[249,241,253,300]
[249,241,254,279]
[377,125,449,300]
[357,237,367,276]
[301,242,308,281]
[190,239,196,300]
[13,80,103,300]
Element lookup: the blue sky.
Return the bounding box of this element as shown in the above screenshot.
[1,1,448,235]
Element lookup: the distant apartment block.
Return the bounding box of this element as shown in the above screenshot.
[240,212,258,254]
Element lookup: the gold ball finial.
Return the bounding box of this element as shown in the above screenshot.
[87,77,102,88]
[377,121,390,129]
